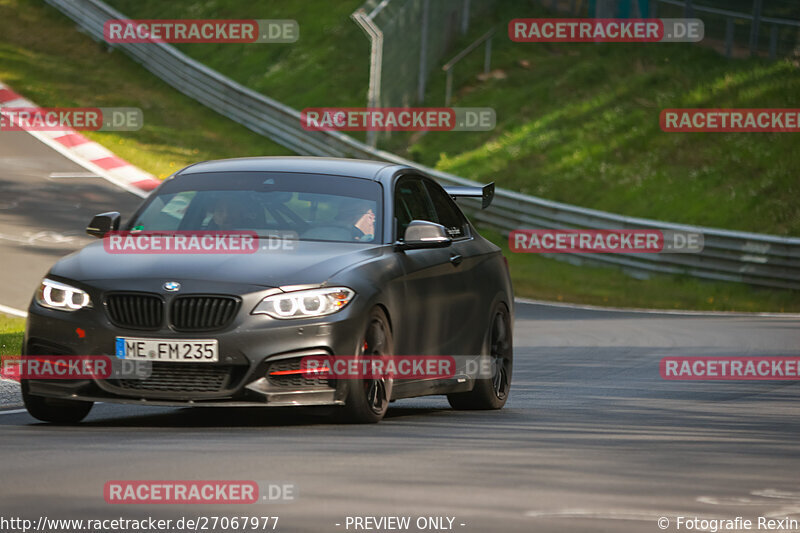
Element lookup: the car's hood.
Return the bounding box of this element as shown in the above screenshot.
[50,239,384,288]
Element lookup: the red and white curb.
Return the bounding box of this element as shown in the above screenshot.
[0,81,159,197]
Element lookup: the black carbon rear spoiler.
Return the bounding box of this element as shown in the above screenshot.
[444,182,495,209]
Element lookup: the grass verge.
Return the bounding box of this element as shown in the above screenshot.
[0,314,25,359]
[106,0,369,111]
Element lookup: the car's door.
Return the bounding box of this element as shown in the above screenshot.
[393,175,467,357]
[422,178,484,355]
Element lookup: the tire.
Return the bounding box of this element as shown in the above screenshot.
[339,307,394,424]
[448,303,512,410]
[22,381,93,424]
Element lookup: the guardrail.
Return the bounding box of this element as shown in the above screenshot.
[44,0,800,290]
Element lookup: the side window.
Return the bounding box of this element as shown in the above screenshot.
[424,181,469,239]
[394,177,435,240]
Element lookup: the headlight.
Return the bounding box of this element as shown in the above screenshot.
[35,278,92,312]
[252,287,355,319]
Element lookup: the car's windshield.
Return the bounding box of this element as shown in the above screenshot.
[129,171,382,243]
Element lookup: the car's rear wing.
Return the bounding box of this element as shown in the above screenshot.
[444,182,495,209]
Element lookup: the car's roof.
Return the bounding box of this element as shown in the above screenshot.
[177,156,401,180]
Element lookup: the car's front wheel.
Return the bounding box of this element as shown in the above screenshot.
[447,302,512,410]
[22,381,93,424]
[339,307,394,424]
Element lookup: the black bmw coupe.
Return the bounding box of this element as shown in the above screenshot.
[22,157,513,423]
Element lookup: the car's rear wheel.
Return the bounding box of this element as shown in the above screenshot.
[447,303,512,410]
[21,381,93,424]
[339,307,394,424]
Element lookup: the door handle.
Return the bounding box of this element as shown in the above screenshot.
[449,254,463,266]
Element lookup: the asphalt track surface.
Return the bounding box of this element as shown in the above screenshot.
[1,130,800,532]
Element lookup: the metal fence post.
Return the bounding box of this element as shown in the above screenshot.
[445,68,454,107]
[750,0,763,57]
[417,0,430,104]
[725,17,734,58]
[769,25,778,59]
[484,35,492,74]
[351,10,383,147]
[461,0,470,34]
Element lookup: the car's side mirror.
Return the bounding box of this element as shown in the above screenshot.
[397,220,452,250]
[86,212,121,238]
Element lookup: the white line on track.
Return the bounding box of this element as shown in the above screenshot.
[48,172,101,179]
[0,409,27,416]
[0,304,27,318]
[23,129,147,199]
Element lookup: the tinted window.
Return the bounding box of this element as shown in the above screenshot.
[130,172,382,243]
[394,177,435,240]
[425,181,469,239]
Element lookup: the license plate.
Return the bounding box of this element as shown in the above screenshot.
[115,337,218,363]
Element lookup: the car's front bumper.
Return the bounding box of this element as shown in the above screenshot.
[23,295,367,407]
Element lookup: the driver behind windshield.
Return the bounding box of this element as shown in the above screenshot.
[335,200,376,242]
[206,195,242,231]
